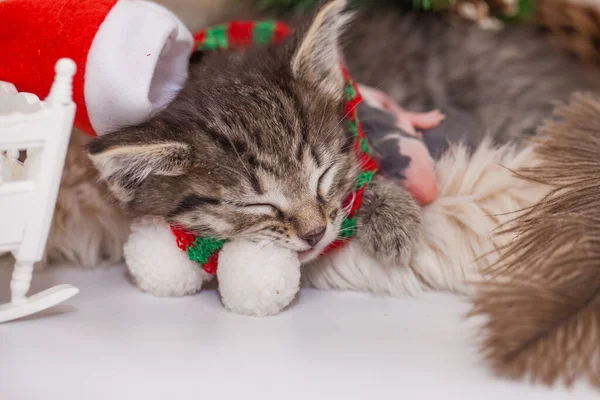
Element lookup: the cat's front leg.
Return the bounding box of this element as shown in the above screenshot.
[356,178,423,266]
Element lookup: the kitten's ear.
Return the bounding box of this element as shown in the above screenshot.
[86,131,191,202]
[291,0,352,98]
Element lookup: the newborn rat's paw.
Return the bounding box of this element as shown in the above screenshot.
[407,110,446,131]
[217,240,301,317]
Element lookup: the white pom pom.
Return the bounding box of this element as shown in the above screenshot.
[217,240,301,317]
[124,218,212,297]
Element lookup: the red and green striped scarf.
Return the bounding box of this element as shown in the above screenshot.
[171,21,378,274]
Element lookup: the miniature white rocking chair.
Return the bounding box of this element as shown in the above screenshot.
[0,59,79,323]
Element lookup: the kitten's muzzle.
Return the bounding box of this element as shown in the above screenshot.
[301,226,326,248]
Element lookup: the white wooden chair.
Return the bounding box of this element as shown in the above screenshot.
[0,59,79,323]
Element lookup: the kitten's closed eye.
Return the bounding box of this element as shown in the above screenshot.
[237,202,284,219]
[317,163,339,196]
[171,194,220,216]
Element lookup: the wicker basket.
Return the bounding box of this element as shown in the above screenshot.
[538,0,600,63]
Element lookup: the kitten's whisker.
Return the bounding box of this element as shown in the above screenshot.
[371,80,387,91]
[342,192,357,215]
[254,239,278,263]
[215,161,251,182]
[223,134,254,187]
[340,144,353,152]
[321,96,365,144]
[261,233,281,240]
[322,79,385,144]
[317,96,331,143]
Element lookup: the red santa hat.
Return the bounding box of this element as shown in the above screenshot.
[0,0,194,136]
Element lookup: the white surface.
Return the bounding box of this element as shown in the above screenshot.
[1,264,596,400]
[0,59,78,318]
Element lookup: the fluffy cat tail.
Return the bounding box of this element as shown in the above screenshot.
[471,92,600,388]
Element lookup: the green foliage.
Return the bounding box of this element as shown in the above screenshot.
[500,0,536,22]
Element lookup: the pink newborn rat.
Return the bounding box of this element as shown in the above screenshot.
[358,84,445,205]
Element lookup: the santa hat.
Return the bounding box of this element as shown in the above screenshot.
[0,0,194,136]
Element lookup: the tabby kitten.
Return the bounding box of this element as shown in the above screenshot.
[87,0,422,266]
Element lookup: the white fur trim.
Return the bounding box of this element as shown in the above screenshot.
[217,240,301,317]
[124,217,212,297]
[304,240,425,295]
[305,140,550,296]
[85,0,193,134]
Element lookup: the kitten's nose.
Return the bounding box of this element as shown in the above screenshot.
[301,227,326,248]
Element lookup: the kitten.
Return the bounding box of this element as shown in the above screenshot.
[86,0,600,273]
[87,0,422,266]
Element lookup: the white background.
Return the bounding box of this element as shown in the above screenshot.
[0,264,595,400]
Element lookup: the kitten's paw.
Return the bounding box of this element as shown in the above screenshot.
[357,179,423,266]
[124,217,212,297]
[217,240,301,317]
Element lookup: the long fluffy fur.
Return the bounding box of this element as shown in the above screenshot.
[470,92,600,388]
[305,138,550,295]
[44,130,130,267]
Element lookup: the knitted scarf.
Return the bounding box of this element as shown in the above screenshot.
[171,21,378,274]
